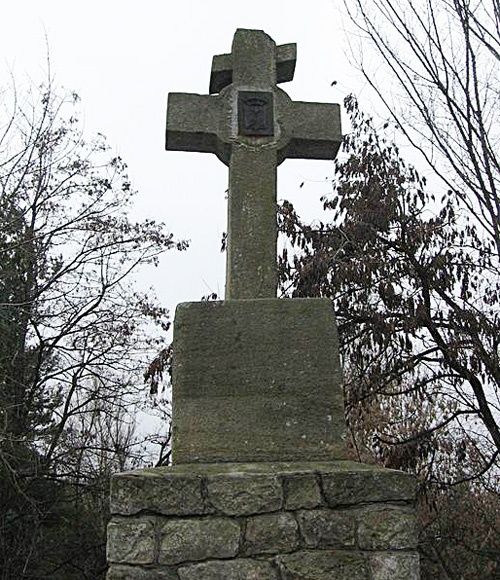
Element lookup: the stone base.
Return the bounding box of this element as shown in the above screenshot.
[107,461,420,579]
[172,298,346,463]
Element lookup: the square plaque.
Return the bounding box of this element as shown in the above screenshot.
[238,91,274,137]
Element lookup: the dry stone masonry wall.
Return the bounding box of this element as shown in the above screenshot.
[107,461,419,579]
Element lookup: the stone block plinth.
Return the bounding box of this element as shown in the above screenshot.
[172,298,346,463]
[107,461,420,579]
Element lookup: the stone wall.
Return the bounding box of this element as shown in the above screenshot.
[107,461,419,579]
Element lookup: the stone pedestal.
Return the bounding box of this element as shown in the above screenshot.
[107,462,419,579]
[107,297,421,578]
[108,26,420,580]
[172,299,346,463]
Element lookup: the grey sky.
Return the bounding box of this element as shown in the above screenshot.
[1,0,367,313]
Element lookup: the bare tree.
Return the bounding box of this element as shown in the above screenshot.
[344,0,499,255]
[0,80,185,578]
[340,0,500,469]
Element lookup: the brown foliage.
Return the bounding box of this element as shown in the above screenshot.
[278,93,499,577]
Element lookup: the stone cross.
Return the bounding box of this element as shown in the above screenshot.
[166,29,341,299]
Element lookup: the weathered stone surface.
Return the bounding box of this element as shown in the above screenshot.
[178,558,278,580]
[107,518,156,565]
[210,41,297,94]
[284,473,322,510]
[297,509,356,548]
[106,463,419,576]
[166,28,341,302]
[358,507,417,550]
[110,469,205,516]
[276,550,369,579]
[166,29,341,168]
[172,299,346,464]
[158,517,240,564]
[107,565,178,580]
[147,460,375,477]
[244,512,299,555]
[107,23,421,579]
[369,552,421,579]
[226,146,278,299]
[207,473,282,515]
[322,468,415,506]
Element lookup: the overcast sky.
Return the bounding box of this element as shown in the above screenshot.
[1,0,372,314]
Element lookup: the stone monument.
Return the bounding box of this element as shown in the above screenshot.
[106,29,420,579]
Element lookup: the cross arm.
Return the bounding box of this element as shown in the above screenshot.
[165,93,220,154]
[284,101,342,160]
[209,43,297,94]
